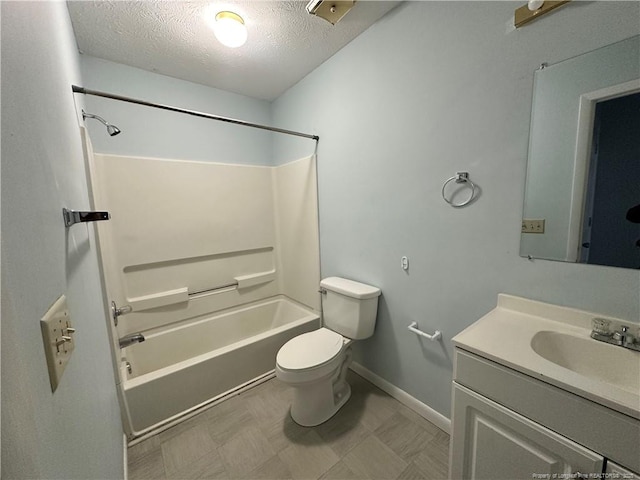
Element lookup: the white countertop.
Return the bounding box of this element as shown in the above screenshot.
[452,294,640,420]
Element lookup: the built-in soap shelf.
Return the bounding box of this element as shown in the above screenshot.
[126,269,277,312]
[234,270,276,289]
[128,287,189,311]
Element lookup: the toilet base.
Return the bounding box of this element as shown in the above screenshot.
[288,348,353,427]
[290,381,352,427]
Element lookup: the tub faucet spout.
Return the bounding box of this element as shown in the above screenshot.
[119,333,145,348]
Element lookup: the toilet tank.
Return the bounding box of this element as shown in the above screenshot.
[320,277,381,340]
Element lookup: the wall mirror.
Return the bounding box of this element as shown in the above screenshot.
[520,35,640,270]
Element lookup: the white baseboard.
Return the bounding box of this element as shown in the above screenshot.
[350,362,451,434]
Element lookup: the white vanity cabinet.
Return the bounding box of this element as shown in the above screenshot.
[451,383,603,479]
[451,384,604,480]
[450,348,640,480]
[606,462,640,480]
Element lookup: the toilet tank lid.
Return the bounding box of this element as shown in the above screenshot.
[320,277,381,299]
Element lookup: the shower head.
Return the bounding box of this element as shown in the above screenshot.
[82,110,121,136]
[106,124,121,136]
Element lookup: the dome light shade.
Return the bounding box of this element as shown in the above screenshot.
[527,0,544,11]
[213,11,247,48]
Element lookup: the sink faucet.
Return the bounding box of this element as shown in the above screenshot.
[592,320,639,352]
[119,333,145,348]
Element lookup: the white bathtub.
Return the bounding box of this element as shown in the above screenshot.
[120,296,319,436]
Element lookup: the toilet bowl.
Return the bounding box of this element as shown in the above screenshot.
[275,277,381,426]
[276,328,353,426]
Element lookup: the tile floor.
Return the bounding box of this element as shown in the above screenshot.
[128,371,450,480]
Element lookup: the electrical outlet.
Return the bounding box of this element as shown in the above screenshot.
[522,218,545,234]
[40,295,76,392]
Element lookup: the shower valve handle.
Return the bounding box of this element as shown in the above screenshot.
[111,301,132,326]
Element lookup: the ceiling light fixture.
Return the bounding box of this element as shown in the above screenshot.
[212,11,247,48]
[527,0,545,11]
[514,0,570,27]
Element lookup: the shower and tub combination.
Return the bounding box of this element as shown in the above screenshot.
[120,297,319,433]
[79,88,322,438]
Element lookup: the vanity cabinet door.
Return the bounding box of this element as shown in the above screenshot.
[450,383,604,480]
[606,461,640,479]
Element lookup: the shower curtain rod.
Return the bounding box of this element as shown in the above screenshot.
[72,85,319,141]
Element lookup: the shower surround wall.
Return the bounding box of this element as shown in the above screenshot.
[89,151,320,434]
[93,153,320,335]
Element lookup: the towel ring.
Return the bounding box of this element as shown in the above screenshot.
[442,172,476,208]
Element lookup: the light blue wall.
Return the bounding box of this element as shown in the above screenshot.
[79,56,275,165]
[272,1,640,418]
[1,2,124,478]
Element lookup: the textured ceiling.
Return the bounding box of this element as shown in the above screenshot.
[67,1,399,101]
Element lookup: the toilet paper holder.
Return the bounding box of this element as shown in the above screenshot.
[408,322,442,341]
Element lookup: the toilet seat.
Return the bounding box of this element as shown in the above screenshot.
[277,328,344,372]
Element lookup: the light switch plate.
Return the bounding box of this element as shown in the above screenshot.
[40,295,75,392]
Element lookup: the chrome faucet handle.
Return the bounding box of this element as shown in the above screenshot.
[591,318,611,336]
[620,325,636,346]
[111,301,133,326]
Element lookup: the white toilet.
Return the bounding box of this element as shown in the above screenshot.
[275,277,381,426]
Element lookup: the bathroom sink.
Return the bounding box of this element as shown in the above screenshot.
[453,294,640,419]
[531,330,640,394]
